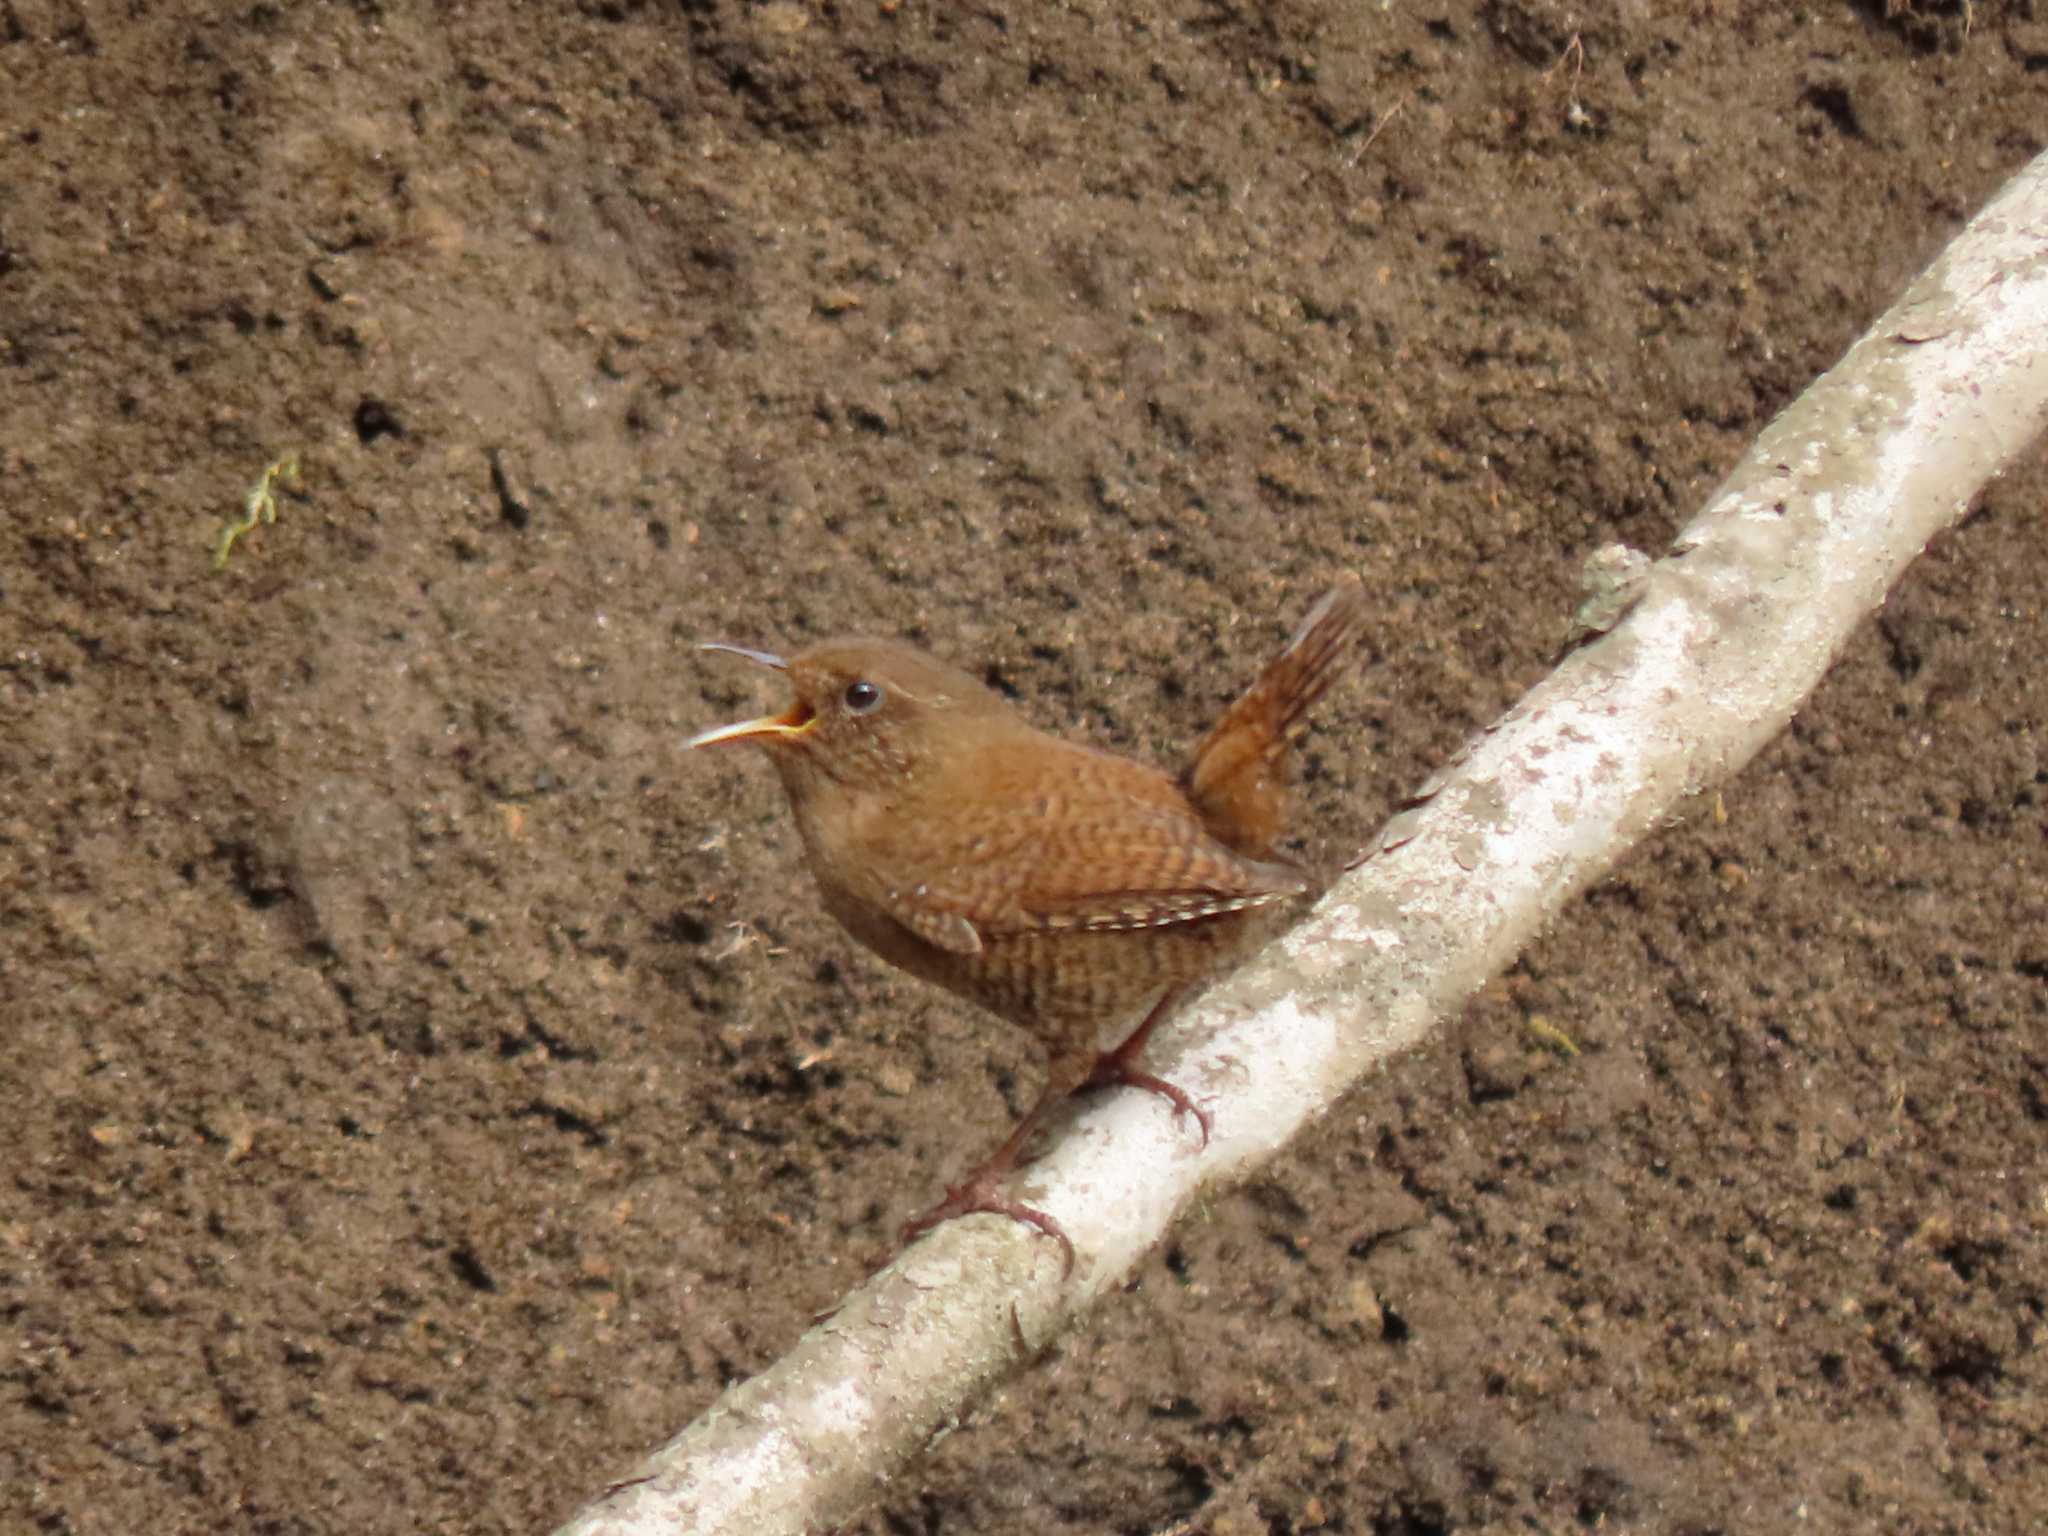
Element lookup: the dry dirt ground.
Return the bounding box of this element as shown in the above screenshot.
[5,2,2047,1532]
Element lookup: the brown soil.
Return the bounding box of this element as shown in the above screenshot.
[5,3,2046,1533]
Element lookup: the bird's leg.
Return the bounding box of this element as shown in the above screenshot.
[1083,988,1214,1146]
[896,990,1217,1273]
[900,1082,1078,1275]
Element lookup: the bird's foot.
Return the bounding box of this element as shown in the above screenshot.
[900,1176,1075,1278]
[1084,1059,1214,1147]
[1081,988,1212,1145]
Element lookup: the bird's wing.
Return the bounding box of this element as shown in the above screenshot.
[855,747,1309,949]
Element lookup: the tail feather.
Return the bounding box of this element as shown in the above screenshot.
[1182,573,1369,859]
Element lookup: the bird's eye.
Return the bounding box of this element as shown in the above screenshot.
[843,680,883,715]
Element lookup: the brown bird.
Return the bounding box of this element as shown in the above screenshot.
[690,575,1368,1270]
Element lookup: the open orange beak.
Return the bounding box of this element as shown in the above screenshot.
[688,643,815,748]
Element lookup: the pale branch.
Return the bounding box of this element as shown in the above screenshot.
[553,148,2048,1536]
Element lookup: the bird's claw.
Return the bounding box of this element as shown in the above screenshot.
[1087,1063,1214,1147]
[900,1179,1076,1278]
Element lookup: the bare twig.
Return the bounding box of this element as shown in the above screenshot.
[1345,92,1411,167]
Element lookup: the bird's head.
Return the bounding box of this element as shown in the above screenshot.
[689,637,1020,792]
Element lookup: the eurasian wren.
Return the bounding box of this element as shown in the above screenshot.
[691,575,1368,1269]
